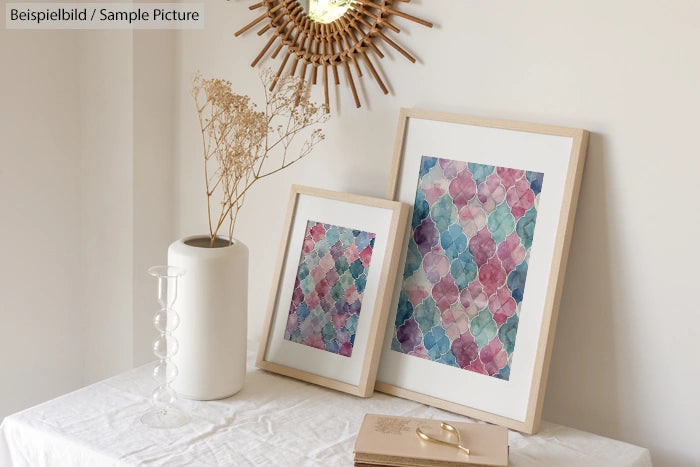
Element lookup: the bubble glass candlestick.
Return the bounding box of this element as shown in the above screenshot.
[141,265,189,428]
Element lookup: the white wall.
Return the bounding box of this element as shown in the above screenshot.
[0,29,84,418]
[132,30,177,366]
[0,26,175,415]
[173,1,700,466]
[79,31,136,383]
[0,27,139,408]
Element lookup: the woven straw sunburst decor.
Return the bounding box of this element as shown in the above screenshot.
[235,0,433,111]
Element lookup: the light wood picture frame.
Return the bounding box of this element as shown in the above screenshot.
[376,108,589,433]
[258,185,409,396]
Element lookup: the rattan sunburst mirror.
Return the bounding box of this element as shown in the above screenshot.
[235,0,433,111]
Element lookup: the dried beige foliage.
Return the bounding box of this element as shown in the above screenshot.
[192,69,329,247]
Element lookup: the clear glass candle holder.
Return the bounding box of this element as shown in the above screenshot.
[141,265,190,429]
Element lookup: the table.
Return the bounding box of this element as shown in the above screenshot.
[1,344,652,467]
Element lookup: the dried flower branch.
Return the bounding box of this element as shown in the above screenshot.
[192,69,329,247]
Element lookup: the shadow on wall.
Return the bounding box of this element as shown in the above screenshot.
[543,132,623,435]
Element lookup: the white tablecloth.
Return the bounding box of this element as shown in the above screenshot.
[1,344,652,467]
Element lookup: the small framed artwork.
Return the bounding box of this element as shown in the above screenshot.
[376,109,589,433]
[258,185,409,397]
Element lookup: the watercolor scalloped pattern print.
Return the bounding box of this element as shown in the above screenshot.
[285,220,376,357]
[392,156,544,380]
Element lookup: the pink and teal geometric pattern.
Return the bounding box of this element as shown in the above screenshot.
[285,220,376,357]
[392,156,544,380]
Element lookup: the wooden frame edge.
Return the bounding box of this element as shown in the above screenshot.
[256,184,299,370]
[525,129,590,433]
[357,200,409,395]
[387,108,586,200]
[374,381,530,432]
[257,184,408,397]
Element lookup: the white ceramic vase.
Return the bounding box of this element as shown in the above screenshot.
[167,235,248,400]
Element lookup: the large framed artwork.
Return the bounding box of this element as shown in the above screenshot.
[376,109,589,433]
[258,185,409,397]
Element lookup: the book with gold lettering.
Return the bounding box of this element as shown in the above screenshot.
[353,414,508,467]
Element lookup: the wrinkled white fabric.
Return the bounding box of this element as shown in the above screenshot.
[1,344,652,467]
